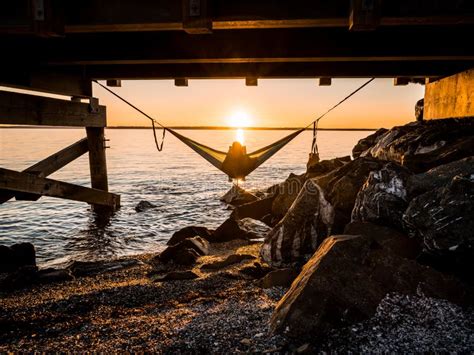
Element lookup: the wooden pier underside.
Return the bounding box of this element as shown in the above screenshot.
[1,0,474,210]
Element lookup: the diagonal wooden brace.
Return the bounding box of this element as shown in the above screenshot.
[0,138,89,203]
[0,168,120,209]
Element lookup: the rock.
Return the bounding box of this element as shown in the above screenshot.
[167,226,214,245]
[271,234,470,338]
[157,237,209,265]
[220,185,259,206]
[151,270,199,282]
[271,173,305,219]
[261,179,334,267]
[0,265,38,291]
[134,200,157,212]
[210,217,271,243]
[403,174,474,283]
[352,162,413,230]
[0,242,36,273]
[258,268,300,288]
[315,157,386,232]
[352,128,388,159]
[415,98,424,121]
[408,156,474,198]
[66,258,140,277]
[239,262,273,279]
[344,221,421,259]
[363,118,474,173]
[306,156,351,176]
[232,196,275,224]
[200,254,256,270]
[37,268,73,283]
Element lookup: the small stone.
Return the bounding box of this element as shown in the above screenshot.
[151,270,199,282]
[240,338,252,346]
[134,200,157,212]
[201,254,256,270]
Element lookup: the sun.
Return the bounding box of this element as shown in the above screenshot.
[227,110,252,128]
[227,110,252,145]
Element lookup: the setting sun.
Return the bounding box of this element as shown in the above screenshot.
[227,110,253,128]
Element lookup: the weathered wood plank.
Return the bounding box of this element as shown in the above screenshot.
[0,138,90,203]
[0,90,106,127]
[0,168,120,209]
[424,68,474,119]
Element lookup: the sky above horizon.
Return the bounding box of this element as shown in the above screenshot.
[94,78,424,129]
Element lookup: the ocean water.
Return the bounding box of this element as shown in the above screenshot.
[0,128,371,266]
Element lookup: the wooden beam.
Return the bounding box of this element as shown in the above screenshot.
[83,61,473,80]
[0,90,106,127]
[319,77,332,86]
[0,66,93,97]
[245,77,258,86]
[106,79,122,87]
[349,0,381,31]
[394,77,410,86]
[0,138,90,203]
[174,78,188,87]
[182,0,212,34]
[424,68,474,120]
[0,168,120,209]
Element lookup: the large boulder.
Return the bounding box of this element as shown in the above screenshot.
[270,234,470,338]
[344,221,421,259]
[220,185,258,206]
[403,173,474,283]
[306,156,351,175]
[167,226,214,246]
[363,118,474,173]
[0,243,36,273]
[261,179,334,267]
[209,217,271,243]
[232,196,275,225]
[271,173,305,219]
[352,128,388,158]
[408,156,474,197]
[352,162,413,230]
[314,157,386,232]
[155,237,209,265]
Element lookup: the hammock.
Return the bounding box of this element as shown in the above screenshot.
[93,78,374,181]
[167,128,305,180]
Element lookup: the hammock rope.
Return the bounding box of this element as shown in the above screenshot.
[93,78,375,180]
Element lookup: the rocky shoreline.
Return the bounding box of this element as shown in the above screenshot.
[1,118,474,352]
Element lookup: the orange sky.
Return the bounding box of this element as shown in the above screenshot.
[95,78,425,129]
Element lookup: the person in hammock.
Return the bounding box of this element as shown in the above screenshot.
[221,141,257,181]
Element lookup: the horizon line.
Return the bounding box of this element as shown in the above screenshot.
[0,125,377,131]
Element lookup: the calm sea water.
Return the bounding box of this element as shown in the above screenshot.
[0,128,371,266]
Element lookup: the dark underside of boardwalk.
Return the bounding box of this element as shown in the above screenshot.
[1,0,474,97]
[1,0,474,209]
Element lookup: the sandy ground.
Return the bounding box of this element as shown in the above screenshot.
[1,240,473,353]
[0,241,291,353]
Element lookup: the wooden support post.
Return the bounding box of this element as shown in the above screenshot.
[183,0,212,34]
[349,0,381,31]
[174,78,188,87]
[0,168,120,209]
[319,77,332,86]
[106,79,122,87]
[0,138,90,203]
[246,77,258,86]
[86,127,109,193]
